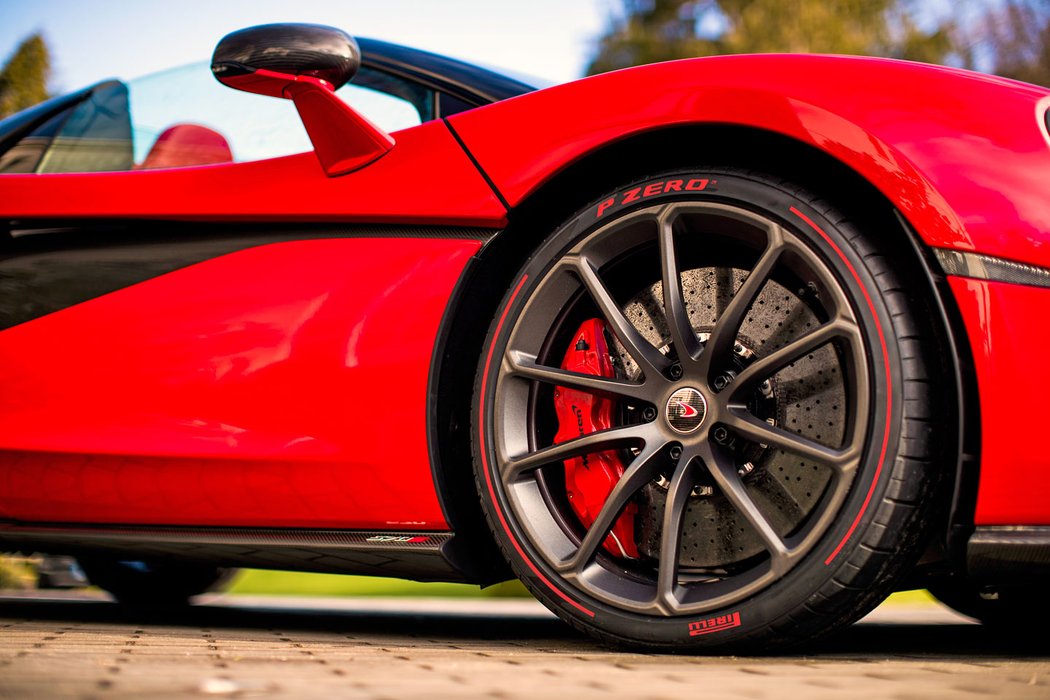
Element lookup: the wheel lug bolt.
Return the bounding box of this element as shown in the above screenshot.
[669,445,683,461]
[713,374,729,390]
[713,427,729,444]
[668,363,683,380]
[642,406,657,421]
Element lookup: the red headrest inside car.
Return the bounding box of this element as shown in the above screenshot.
[138,124,233,170]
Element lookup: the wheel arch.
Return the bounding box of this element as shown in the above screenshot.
[430,123,977,582]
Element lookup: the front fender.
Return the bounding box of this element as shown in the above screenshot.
[449,54,1050,269]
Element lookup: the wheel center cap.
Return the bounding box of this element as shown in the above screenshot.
[666,387,708,434]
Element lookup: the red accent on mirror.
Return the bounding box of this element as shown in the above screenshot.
[220,69,300,98]
[223,69,395,177]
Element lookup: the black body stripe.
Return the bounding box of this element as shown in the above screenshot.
[0,222,495,331]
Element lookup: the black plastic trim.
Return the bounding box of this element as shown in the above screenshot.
[436,93,477,119]
[426,251,481,530]
[424,247,514,585]
[894,212,979,564]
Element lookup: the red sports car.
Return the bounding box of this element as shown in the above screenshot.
[1,23,1048,651]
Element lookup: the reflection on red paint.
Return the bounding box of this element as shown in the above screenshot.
[0,238,479,529]
[950,276,1050,524]
[451,54,1050,268]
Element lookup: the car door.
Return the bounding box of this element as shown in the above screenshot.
[0,62,505,531]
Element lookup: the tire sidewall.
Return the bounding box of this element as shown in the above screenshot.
[473,170,904,648]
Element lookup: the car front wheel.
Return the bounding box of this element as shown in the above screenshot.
[473,169,947,651]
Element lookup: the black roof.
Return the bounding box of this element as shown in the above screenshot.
[357,37,537,106]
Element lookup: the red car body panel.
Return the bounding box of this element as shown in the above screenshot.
[0,120,507,226]
[949,276,1050,525]
[1,51,1049,534]
[0,237,479,528]
[451,54,1050,269]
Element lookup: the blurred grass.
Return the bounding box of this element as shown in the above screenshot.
[226,569,531,597]
[883,589,937,605]
[226,569,937,605]
[0,555,35,590]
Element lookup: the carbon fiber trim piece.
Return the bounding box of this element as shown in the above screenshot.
[0,524,469,582]
[0,524,450,550]
[967,526,1050,582]
[934,248,1050,288]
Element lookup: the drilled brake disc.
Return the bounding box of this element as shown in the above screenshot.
[614,267,847,569]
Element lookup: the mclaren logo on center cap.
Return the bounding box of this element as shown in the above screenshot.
[666,387,708,434]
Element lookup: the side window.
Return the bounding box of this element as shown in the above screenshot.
[354,66,434,124]
[43,82,134,173]
[0,62,432,174]
[0,81,133,174]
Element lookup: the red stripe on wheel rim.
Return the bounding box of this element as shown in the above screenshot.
[788,207,893,566]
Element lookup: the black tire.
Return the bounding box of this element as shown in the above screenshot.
[79,557,232,606]
[472,169,948,651]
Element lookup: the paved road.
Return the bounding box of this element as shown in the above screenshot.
[0,591,1046,699]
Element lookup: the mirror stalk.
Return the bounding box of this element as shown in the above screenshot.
[284,77,394,176]
[212,24,394,177]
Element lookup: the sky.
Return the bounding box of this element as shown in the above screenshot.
[0,0,612,93]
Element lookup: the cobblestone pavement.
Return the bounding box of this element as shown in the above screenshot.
[0,591,1047,700]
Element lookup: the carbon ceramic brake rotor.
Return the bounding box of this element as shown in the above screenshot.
[615,267,847,569]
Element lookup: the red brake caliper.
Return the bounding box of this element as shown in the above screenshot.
[553,318,639,558]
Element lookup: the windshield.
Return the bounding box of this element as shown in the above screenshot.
[0,34,539,175]
[127,61,423,164]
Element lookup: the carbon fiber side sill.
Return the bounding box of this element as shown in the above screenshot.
[0,524,475,583]
[967,526,1050,582]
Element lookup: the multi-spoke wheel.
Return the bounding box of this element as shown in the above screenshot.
[473,170,946,651]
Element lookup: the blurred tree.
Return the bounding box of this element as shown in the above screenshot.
[587,0,955,75]
[0,34,51,118]
[956,0,1050,86]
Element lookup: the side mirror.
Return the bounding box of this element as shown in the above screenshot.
[211,23,393,176]
[212,23,361,96]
